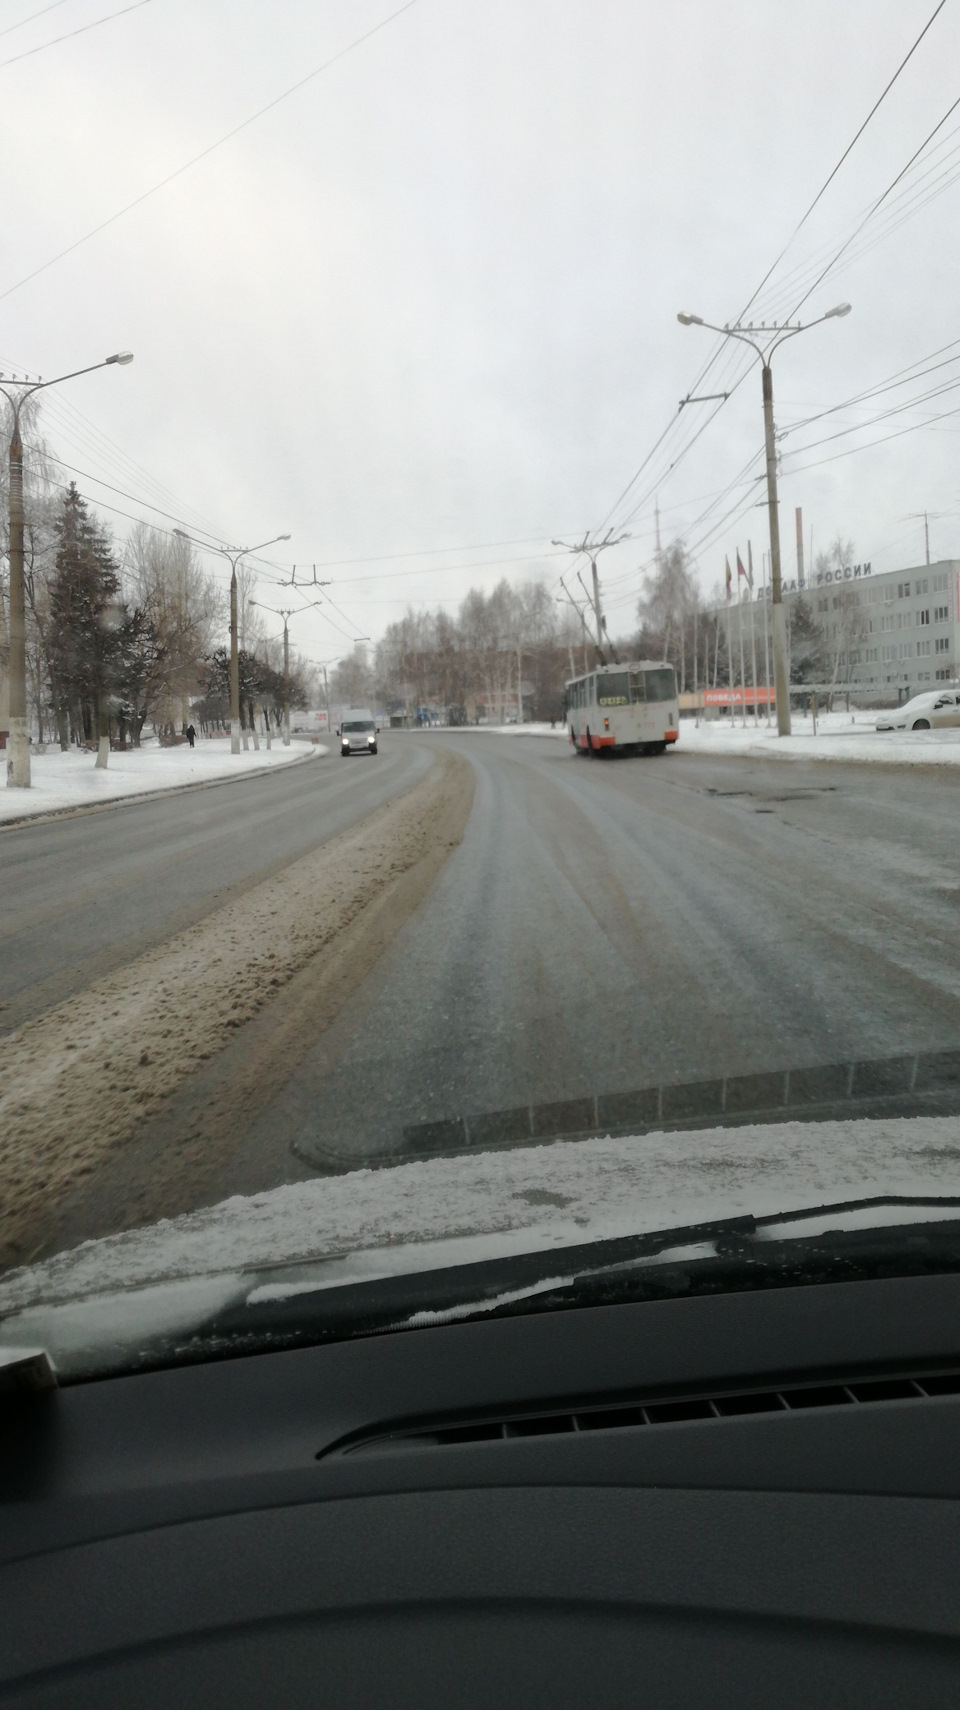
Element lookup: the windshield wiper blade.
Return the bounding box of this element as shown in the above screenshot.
[99,1198,960,1377]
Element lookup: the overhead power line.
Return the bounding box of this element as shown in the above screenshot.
[0,0,70,40]
[593,0,953,543]
[0,0,154,71]
[0,0,420,301]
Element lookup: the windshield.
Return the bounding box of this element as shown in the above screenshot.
[640,668,676,704]
[3,2,960,1379]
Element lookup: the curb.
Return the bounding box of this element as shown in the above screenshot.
[0,745,322,834]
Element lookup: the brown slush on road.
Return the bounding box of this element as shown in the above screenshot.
[0,749,474,1268]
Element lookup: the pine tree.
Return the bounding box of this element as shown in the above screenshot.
[47,485,122,743]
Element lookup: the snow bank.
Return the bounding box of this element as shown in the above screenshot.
[0,736,320,824]
[4,1111,960,1313]
[676,711,960,766]
[465,713,960,765]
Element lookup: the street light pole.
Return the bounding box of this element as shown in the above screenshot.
[175,531,291,754]
[2,352,133,787]
[677,304,851,736]
[249,600,321,746]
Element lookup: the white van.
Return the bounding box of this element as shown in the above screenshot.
[339,709,378,756]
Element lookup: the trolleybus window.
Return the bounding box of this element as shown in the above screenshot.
[598,672,629,705]
[641,667,676,702]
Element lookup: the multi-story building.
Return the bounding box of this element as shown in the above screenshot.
[714,558,960,702]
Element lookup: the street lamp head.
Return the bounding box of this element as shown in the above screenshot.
[105,351,134,365]
[278,533,291,541]
[824,302,852,319]
[677,311,704,326]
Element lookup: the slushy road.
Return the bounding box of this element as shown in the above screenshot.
[227,728,960,1176]
[0,740,432,1036]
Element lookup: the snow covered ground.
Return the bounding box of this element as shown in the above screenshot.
[0,735,321,824]
[467,712,960,765]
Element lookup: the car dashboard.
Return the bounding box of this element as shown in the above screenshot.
[4,1271,960,1706]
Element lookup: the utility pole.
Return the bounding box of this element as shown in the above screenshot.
[2,352,134,787]
[175,530,291,754]
[515,636,524,723]
[552,530,629,666]
[249,599,321,745]
[678,301,852,736]
[795,506,805,588]
[747,541,759,728]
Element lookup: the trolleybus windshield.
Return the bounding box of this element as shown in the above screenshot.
[598,673,629,705]
[639,667,676,702]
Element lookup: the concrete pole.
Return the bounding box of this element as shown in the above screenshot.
[516,638,523,723]
[229,567,241,755]
[747,541,759,727]
[7,409,30,786]
[737,587,747,728]
[763,362,791,735]
[591,558,605,659]
[761,550,772,727]
[283,618,291,746]
[693,598,699,727]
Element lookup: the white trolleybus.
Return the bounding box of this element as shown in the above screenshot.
[566,660,679,756]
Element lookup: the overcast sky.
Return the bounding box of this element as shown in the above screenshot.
[3,0,960,655]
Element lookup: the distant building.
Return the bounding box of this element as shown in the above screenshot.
[712,558,960,701]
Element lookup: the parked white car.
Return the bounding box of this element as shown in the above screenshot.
[876,690,960,732]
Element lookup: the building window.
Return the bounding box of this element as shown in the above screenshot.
[918,638,932,656]
[935,637,950,653]
[936,666,953,680]
[934,606,949,623]
[897,611,911,629]
[918,609,930,625]
[883,587,894,604]
[916,578,929,595]
[933,572,949,592]
[881,614,894,632]
[882,644,897,662]
[897,581,911,598]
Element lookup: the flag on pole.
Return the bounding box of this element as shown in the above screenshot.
[740,547,753,589]
[737,549,748,586]
[725,557,732,601]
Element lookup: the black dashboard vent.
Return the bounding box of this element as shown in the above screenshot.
[324,1368,960,1458]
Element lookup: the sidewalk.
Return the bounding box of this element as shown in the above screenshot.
[0,736,322,826]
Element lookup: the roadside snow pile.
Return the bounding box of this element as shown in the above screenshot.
[5,1111,960,1312]
[0,737,319,824]
[462,712,960,764]
[678,712,960,765]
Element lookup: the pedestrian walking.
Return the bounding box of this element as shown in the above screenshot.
[186,724,196,748]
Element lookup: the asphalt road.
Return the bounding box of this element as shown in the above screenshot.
[225,730,960,1178]
[9,730,960,1236]
[0,740,432,1036]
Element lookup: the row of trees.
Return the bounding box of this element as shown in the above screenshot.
[328,581,583,724]
[1,395,312,748]
[320,533,864,730]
